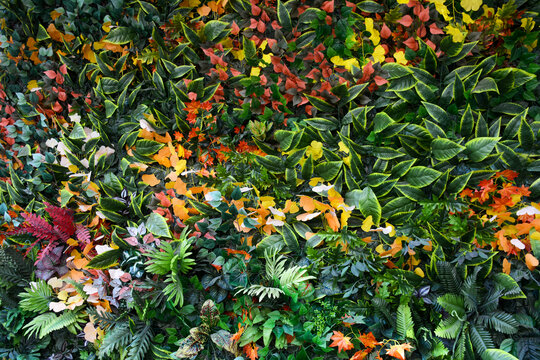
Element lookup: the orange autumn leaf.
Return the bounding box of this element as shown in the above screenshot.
[358,332,381,349]
[243,343,259,360]
[142,174,161,186]
[299,195,316,212]
[350,350,370,360]
[47,23,75,42]
[503,258,511,274]
[296,212,321,222]
[197,5,211,16]
[325,211,340,232]
[329,331,354,353]
[525,253,539,270]
[386,343,413,360]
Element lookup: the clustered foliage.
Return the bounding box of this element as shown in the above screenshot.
[0,0,539,359]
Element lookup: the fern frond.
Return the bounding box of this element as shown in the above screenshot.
[19,213,58,242]
[75,224,91,248]
[127,323,153,360]
[19,280,52,314]
[481,311,519,334]
[278,266,315,290]
[461,271,478,312]
[23,312,57,338]
[163,274,184,307]
[87,308,126,330]
[396,304,415,339]
[437,294,466,319]
[236,285,284,301]
[98,322,132,359]
[479,288,503,313]
[44,202,75,240]
[436,261,462,294]
[469,324,494,356]
[435,316,464,339]
[493,273,526,299]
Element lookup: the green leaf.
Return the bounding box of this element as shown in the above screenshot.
[257,155,284,173]
[277,0,292,30]
[105,27,136,44]
[447,172,472,194]
[423,101,450,127]
[437,294,466,317]
[87,250,122,269]
[472,77,499,94]
[170,65,194,79]
[373,112,394,133]
[146,212,172,238]
[135,140,165,156]
[243,36,256,59]
[104,100,118,118]
[280,223,299,252]
[345,188,381,224]
[182,23,200,46]
[315,161,342,181]
[518,118,535,150]
[464,137,500,162]
[460,104,475,137]
[357,0,384,12]
[405,166,442,187]
[69,123,87,139]
[381,63,413,79]
[431,138,465,161]
[204,20,229,41]
[493,273,526,300]
[305,95,334,112]
[305,117,338,131]
[481,349,519,360]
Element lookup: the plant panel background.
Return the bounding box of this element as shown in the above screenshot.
[0,0,539,359]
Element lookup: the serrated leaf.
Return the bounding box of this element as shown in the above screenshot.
[431,138,465,161]
[464,137,500,162]
[405,166,442,187]
[86,250,121,269]
[146,212,171,238]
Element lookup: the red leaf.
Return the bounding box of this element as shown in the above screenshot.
[403,37,418,51]
[56,73,64,84]
[397,15,413,27]
[380,23,392,39]
[231,21,240,35]
[59,64,68,75]
[418,6,430,22]
[250,18,258,29]
[251,4,261,16]
[321,0,334,13]
[44,70,57,79]
[374,76,388,86]
[429,23,444,35]
[257,20,266,33]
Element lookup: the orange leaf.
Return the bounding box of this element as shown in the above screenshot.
[503,258,511,274]
[325,211,340,232]
[47,23,75,42]
[243,343,259,360]
[142,174,161,186]
[197,5,211,16]
[321,0,334,12]
[350,350,370,360]
[525,253,539,271]
[358,332,381,349]
[329,331,354,353]
[84,322,98,343]
[386,343,413,360]
[296,212,321,221]
[299,196,316,212]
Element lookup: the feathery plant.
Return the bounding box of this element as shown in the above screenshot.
[236,247,315,301]
[144,228,195,307]
[432,261,524,360]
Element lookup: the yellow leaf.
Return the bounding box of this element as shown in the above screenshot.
[84,322,98,343]
[306,141,323,160]
[232,49,245,61]
[445,24,466,43]
[362,216,373,232]
[250,67,261,76]
[102,21,112,33]
[394,50,407,65]
[141,174,161,186]
[27,80,39,91]
[397,0,409,3]
[462,13,474,24]
[58,290,69,301]
[47,277,64,289]
[460,0,482,12]
[414,267,425,277]
[260,196,275,209]
[82,44,96,63]
[50,10,63,20]
[338,142,349,154]
[67,238,78,246]
[372,45,386,64]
